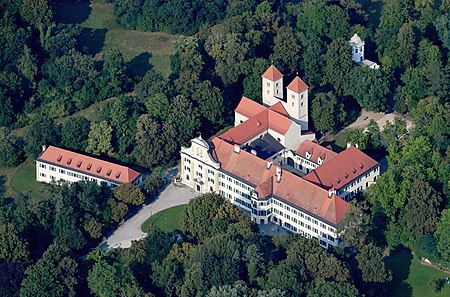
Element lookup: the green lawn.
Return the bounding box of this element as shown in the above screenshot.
[52,0,180,78]
[387,250,450,297]
[141,204,187,233]
[10,159,43,201]
[320,129,353,153]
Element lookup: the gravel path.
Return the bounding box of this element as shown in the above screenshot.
[102,169,200,249]
[347,109,413,131]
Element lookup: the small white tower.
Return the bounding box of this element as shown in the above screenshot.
[350,34,365,63]
[286,76,309,130]
[262,65,283,107]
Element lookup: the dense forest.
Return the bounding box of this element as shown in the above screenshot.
[0,0,449,296]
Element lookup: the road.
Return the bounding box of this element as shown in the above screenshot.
[101,168,200,249]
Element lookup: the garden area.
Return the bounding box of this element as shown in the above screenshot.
[387,250,450,297]
[52,0,180,78]
[141,204,187,233]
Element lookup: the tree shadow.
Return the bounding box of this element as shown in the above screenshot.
[77,28,107,56]
[0,176,5,198]
[52,0,92,24]
[126,52,153,78]
[386,249,414,297]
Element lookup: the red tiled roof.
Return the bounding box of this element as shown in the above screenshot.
[38,146,142,184]
[268,101,289,117]
[303,146,379,190]
[220,109,293,144]
[272,171,348,225]
[254,176,273,199]
[211,138,272,185]
[287,76,309,93]
[296,140,338,165]
[262,65,283,81]
[235,96,266,119]
[210,138,348,225]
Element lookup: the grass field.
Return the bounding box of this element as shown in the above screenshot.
[10,159,43,201]
[52,0,180,78]
[141,204,187,233]
[387,250,450,297]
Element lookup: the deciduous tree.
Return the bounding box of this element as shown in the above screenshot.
[24,115,61,158]
[86,121,113,156]
[114,183,145,206]
[20,243,78,297]
[346,67,390,112]
[324,38,354,95]
[61,117,90,151]
[311,92,345,133]
[435,209,450,262]
[402,179,442,237]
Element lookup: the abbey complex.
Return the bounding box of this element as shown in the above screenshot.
[180,65,380,248]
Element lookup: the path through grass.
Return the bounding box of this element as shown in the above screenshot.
[141,204,187,233]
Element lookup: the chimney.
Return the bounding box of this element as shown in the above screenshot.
[267,159,273,169]
[326,145,332,150]
[346,142,352,148]
[251,149,257,156]
[276,167,282,183]
[42,145,48,152]
[234,144,240,154]
[328,189,334,198]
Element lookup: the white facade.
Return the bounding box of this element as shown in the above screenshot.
[350,33,365,63]
[285,87,309,130]
[335,166,379,201]
[262,76,283,106]
[36,161,143,188]
[234,111,249,127]
[350,33,380,70]
[180,137,340,248]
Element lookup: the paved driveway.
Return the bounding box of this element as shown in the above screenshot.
[102,169,200,249]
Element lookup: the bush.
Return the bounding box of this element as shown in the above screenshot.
[428,279,444,293]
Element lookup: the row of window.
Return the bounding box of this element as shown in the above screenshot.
[272,199,334,233]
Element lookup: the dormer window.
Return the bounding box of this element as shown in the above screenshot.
[77,161,82,168]
[318,157,323,165]
[305,152,311,159]
[115,171,121,178]
[87,163,92,170]
[57,155,62,162]
[106,169,112,176]
[96,166,102,173]
[301,102,304,106]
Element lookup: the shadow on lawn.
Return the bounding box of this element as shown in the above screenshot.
[78,27,107,56]
[127,52,153,78]
[386,249,414,297]
[0,176,5,197]
[52,0,92,24]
